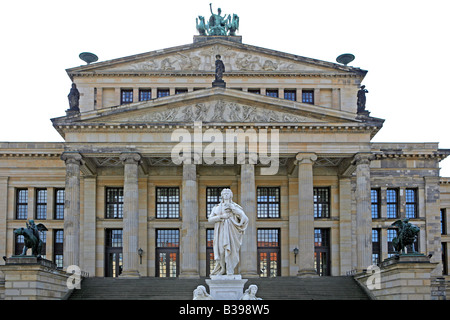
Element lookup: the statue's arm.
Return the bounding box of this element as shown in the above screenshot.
[208,206,222,223]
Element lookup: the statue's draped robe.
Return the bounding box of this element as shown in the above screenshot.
[209,202,248,274]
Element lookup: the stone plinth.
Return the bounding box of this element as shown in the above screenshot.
[0,256,70,300]
[205,275,248,300]
[355,254,438,300]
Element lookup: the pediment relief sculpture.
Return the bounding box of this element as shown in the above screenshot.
[101,45,333,73]
[113,100,325,123]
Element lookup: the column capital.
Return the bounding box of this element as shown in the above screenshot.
[352,153,374,166]
[119,152,142,165]
[295,153,317,165]
[61,152,82,165]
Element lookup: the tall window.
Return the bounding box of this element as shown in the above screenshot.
[257,229,280,277]
[257,187,280,218]
[105,187,124,219]
[156,187,180,219]
[206,187,229,218]
[121,89,133,104]
[105,229,123,277]
[371,188,380,219]
[314,187,330,218]
[387,228,398,257]
[441,209,447,235]
[16,189,28,220]
[405,188,417,219]
[55,189,65,220]
[302,90,314,104]
[157,89,170,98]
[372,229,381,265]
[139,89,151,101]
[266,89,278,98]
[54,230,64,269]
[284,90,296,101]
[386,189,398,219]
[35,189,47,220]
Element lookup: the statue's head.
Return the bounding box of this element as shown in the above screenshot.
[249,285,258,294]
[218,8,221,14]
[28,219,35,226]
[216,54,221,60]
[221,188,233,201]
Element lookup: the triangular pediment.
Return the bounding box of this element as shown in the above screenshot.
[55,88,362,126]
[67,39,366,76]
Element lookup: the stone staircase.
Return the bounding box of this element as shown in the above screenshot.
[67,276,370,300]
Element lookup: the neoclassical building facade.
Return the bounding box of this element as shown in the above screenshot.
[1,35,449,281]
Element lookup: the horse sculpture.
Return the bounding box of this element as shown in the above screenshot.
[14,220,48,258]
[391,218,420,254]
[227,14,239,36]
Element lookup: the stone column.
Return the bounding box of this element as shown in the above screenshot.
[61,152,82,269]
[180,163,200,278]
[83,176,97,276]
[296,153,318,277]
[353,153,373,272]
[240,163,258,277]
[120,152,141,278]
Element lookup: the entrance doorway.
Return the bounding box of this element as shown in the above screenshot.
[105,229,123,277]
[314,228,330,276]
[257,229,281,277]
[156,229,179,277]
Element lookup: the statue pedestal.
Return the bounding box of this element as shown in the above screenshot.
[212,79,226,88]
[205,275,248,300]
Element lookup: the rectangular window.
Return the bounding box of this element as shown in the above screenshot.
[175,88,188,95]
[105,187,124,219]
[284,90,296,101]
[139,89,151,101]
[386,189,398,219]
[35,189,47,220]
[441,209,447,235]
[54,229,64,269]
[314,187,330,218]
[371,188,380,219]
[156,229,179,248]
[302,90,314,104]
[314,228,330,276]
[156,187,180,218]
[157,89,170,98]
[257,187,280,218]
[387,228,398,257]
[106,229,123,248]
[405,188,417,219]
[206,187,229,218]
[266,89,278,98]
[248,88,260,95]
[206,229,215,276]
[55,189,65,220]
[257,229,280,277]
[121,89,133,104]
[372,229,381,265]
[16,189,28,220]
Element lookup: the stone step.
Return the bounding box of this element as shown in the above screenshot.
[68,276,370,300]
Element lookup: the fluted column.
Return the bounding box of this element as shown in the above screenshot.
[240,163,258,277]
[61,152,82,269]
[353,153,373,272]
[120,152,141,278]
[296,153,318,277]
[180,163,200,278]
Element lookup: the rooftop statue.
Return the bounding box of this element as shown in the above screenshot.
[67,82,80,112]
[391,218,420,254]
[357,85,368,113]
[196,3,239,36]
[208,188,248,275]
[13,220,48,258]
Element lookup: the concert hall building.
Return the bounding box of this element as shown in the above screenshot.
[1,31,449,287]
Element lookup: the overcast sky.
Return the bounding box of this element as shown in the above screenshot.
[1,0,449,175]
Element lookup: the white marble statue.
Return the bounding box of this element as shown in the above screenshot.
[240,284,262,300]
[208,188,249,276]
[193,285,214,300]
